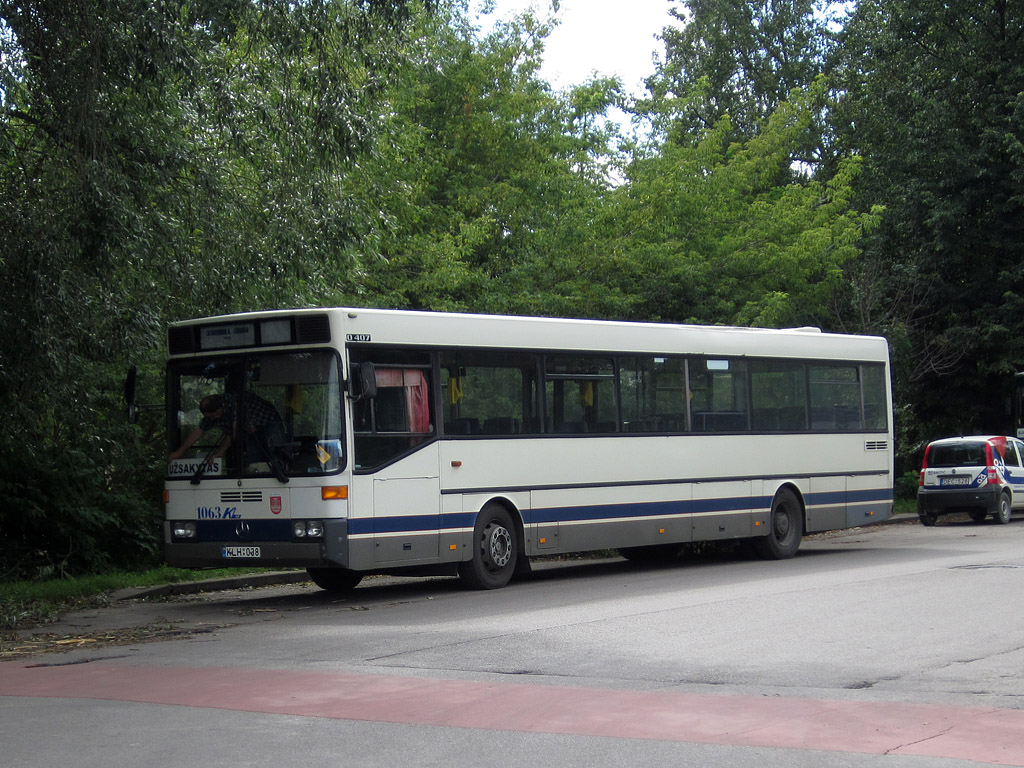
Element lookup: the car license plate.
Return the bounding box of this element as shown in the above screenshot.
[222,546,260,558]
[939,476,971,487]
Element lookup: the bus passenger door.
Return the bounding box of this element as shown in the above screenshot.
[350,363,441,564]
[372,450,440,564]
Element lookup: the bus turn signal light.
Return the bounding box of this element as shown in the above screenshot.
[321,486,348,500]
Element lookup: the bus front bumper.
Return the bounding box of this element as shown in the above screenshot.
[163,519,352,569]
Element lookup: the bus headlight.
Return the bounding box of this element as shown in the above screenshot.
[292,521,324,540]
[172,522,196,540]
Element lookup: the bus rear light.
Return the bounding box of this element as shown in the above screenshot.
[322,485,348,500]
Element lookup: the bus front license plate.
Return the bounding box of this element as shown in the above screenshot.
[222,546,260,559]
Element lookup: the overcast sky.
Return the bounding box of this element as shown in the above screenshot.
[474,0,681,96]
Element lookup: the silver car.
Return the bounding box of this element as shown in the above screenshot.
[917,435,1024,525]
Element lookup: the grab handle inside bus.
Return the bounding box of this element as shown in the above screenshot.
[350,362,377,400]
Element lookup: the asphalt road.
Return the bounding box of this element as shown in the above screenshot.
[3,516,1024,767]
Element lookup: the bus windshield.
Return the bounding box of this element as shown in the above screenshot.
[167,350,344,480]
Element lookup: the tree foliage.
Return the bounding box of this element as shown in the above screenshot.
[2,0,1021,576]
[350,4,622,315]
[835,0,1024,449]
[0,0,422,577]
[610,81,876,327]
[646,0,841,171]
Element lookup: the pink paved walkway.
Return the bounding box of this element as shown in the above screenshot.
[2,661,1023,764]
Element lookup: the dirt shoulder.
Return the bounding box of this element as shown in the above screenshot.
[1,572,312,662]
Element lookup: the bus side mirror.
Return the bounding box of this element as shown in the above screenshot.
[125,366,139,423]
[351,362,377,400]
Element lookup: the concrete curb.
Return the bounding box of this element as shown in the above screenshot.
[114,513,920,601]
[111,570,310,601]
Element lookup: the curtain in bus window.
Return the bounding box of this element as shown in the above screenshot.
[375,368,430,433]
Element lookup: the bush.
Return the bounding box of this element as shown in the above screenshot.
[0,444,163,581]
[894,469,921,501]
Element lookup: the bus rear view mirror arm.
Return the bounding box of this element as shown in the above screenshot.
[124,365,160,423]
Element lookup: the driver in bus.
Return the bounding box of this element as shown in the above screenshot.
[170,392,284,466]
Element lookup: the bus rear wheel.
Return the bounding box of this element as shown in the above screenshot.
[307,567,363,593]
[459,504,518,590]
[753,488,803,560]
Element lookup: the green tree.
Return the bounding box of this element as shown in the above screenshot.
[835,0,1024,446]
[349,3,622,316]
[605,82,877,328]
[647,0,840,172]
[0,0,420,577]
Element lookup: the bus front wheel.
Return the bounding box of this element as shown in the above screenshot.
[753,488,803,560]
[459,504,518,590]
[307,567,363,593]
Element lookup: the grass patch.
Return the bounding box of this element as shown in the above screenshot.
[894,498,917,517]
[0,567,283,631]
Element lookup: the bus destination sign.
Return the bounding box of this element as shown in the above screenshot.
[201,323,255,350]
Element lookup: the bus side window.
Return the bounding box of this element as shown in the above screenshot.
[544,356,617,434]
[689,358,748,432]
[861,364,888,431]
[620,356,687,433]
[352,365,433,469]
[441,351,540,436]
[809,365,861,431]
[751,360,807,432]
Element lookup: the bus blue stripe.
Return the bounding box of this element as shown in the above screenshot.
[348,487,892,536]
[529,495,769,524]
[805,488,894,505]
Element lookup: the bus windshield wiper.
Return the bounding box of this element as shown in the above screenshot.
[190,443,221,485]
[190,427,227,485]
[255,438,289,484]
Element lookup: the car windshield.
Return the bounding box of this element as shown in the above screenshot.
[167,350,344,480]
[929,442,987,468]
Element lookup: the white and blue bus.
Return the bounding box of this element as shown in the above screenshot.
[163,308,894,590]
